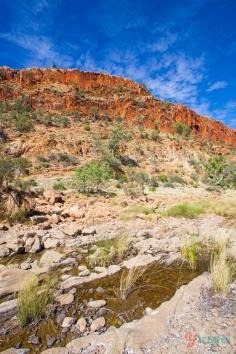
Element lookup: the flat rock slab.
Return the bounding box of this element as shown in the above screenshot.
[0,268,33,297]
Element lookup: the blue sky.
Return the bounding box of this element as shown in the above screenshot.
[0,0,236,128]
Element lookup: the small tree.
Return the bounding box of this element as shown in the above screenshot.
[0,157,34,221]
[72,160,111,193]
[108,124,131,156]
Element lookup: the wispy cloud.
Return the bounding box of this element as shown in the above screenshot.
[207,81,228,92]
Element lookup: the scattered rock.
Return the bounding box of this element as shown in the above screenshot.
[96,287,105,294]
[82,227,96,235]
[63,223,82,237]
[56,293,74,306]
[94,266,106,273]
[61,317,75,328]
[87,300,106,308]
[78,265,87,272]
[20,261,32,270]
[76,317,87,332]
[28,335,40,345]
[29,237,43,253]
[30,215,48,224]
[79,269,90,277]
[90,317,106,332]
[40,250,63,265]
[43,191,63,205]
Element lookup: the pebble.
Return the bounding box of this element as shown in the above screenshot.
[76,317,87,332]
[61,317,75,328]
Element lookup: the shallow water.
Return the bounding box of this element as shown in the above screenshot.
[0,259,207,353]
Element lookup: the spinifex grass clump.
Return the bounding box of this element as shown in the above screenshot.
[87,235,131,267]
[17,276,54,327]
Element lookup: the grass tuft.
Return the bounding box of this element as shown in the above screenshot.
[210,249,235,295]
[164,203,204,218]
[17,276,54,327]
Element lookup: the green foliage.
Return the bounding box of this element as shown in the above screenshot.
[57,152,78,165]
[72,160,111,193]
[159,174,168,182]
[41,115,69,128]
[108,124,131,156]
[83,120,91,131]
[53,180,66,191]
[175,122,191,137]
[181,235,199,270]
[14,113,33,132]
[164,203,204,218]
[205,155,236,189]
[168,174,185,184]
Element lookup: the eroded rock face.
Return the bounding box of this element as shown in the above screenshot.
[0,67,235,147]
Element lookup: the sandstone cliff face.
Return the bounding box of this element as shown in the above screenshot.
[0,67,235,147]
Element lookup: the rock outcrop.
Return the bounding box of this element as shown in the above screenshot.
[0,67,235,147]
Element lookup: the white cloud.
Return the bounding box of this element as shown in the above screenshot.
[0,33,73,67]
[207,81,228,92]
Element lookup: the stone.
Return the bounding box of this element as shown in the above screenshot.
[30,215,48,224]
[60,257,76,266]
[29,237,43,253]
[61,317,75,328]
[76,317,87,332]
[82,226,96,235]
[96,287,105,294]
[20,261,32,270]
[28,335,40,345]
[108,264,121,275]
[44,238,60,249]
[63,223,82,237]
[90,317,106,332]
[78,265,87,272]
[87,300,106,308]
[40,250,63,265]
[46,335,56,347]
[0,299,18,319]
[79,269,90,277]
[43,190,63,205]
[41,348,69,354]
[49,214,60,224]
[0,268,32,297]
[0,224,8,231]
[94,266,106,273]
[0,244,10,257]
[56,293,74,305]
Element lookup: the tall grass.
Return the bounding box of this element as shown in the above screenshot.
[181,235,199,270]
[210,249,235,295]
[17,276,54,327]
[117,266,147,300]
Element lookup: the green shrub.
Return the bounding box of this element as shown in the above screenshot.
[159,174,168,182]
[168,174,185,184]
[204,155,236,189]
[53,181,66,191]
[72,160,111,193]
[84,120,91,131]
[57,153,78,166]
[108,124,131,156]
[175,122,191,137]
[14,114,33,132]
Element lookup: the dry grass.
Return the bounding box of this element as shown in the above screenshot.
[210,249,235,295]
[117,266,147,300]
[197,197,236,220]
[119,204,155,221]
[17,276,54,327]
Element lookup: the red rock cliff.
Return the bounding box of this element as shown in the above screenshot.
[0,67,235,147]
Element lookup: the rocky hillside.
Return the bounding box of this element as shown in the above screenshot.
[0,67,235,148]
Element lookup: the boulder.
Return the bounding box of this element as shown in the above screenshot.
[30,215,48,224]
[61,317,75,328]
[43,191,63,205]
[29,237,43,253]
[63,223,82,237]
